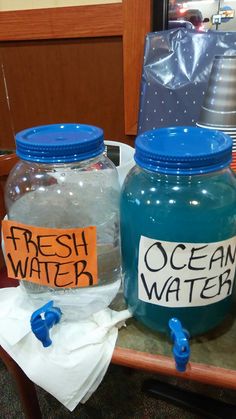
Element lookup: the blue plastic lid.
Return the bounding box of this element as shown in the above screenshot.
[15,123,105,163]
[135,126,232,175]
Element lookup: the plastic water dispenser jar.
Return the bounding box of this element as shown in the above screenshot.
[120,126,236,336]
[3,124,121,320]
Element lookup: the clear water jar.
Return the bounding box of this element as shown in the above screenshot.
[4,124,121,319]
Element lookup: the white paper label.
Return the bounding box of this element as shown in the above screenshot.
[138,235,236,308]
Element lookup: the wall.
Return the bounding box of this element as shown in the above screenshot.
[0,0,121,11]
[0,0,152,147]
[0,37,127,149]
[0,1,129,149]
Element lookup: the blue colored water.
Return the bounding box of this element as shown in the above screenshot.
[120,166,236,336]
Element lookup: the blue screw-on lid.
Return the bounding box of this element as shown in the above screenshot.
[135,126,232,175]
[15,123,105,163]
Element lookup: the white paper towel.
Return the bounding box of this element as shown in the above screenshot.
[0,286,131,411]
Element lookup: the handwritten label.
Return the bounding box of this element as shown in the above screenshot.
[138,235,236,308]
[2,220,97,288]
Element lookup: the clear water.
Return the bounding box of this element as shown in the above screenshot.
[8,182,121,298]
[120,166,236,336]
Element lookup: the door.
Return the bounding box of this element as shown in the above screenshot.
[168,0,236,31]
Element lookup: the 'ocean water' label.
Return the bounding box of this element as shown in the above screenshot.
[138,235,236,307]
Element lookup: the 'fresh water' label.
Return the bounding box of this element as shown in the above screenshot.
[2,220,98,288]
[138,235,236,307]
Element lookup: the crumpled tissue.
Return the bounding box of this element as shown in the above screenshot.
[0,286,131,411]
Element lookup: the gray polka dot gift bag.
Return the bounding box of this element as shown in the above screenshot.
[138,28,236,134]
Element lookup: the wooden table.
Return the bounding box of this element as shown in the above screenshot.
[111,294,236,390]
[0,267,236,418]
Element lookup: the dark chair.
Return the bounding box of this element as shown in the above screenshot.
[0,153,42,419]
[168,20,195,30]
[142,379,236,419]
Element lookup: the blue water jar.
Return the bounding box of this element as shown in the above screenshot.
[120,126,236,336]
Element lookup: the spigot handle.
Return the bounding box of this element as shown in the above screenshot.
[31,301,62,347]
[169,318,190,372]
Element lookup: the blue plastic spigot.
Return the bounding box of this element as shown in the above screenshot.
[30,301,62,347]
[168,318,190,372]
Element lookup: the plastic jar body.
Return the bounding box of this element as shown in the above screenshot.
[4,147,121,319]
[121,161,236,336]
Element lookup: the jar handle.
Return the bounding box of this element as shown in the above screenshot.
[30,301,62,347]
[169,317,190,372]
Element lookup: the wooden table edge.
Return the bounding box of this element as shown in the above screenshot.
[112,346,236,390]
